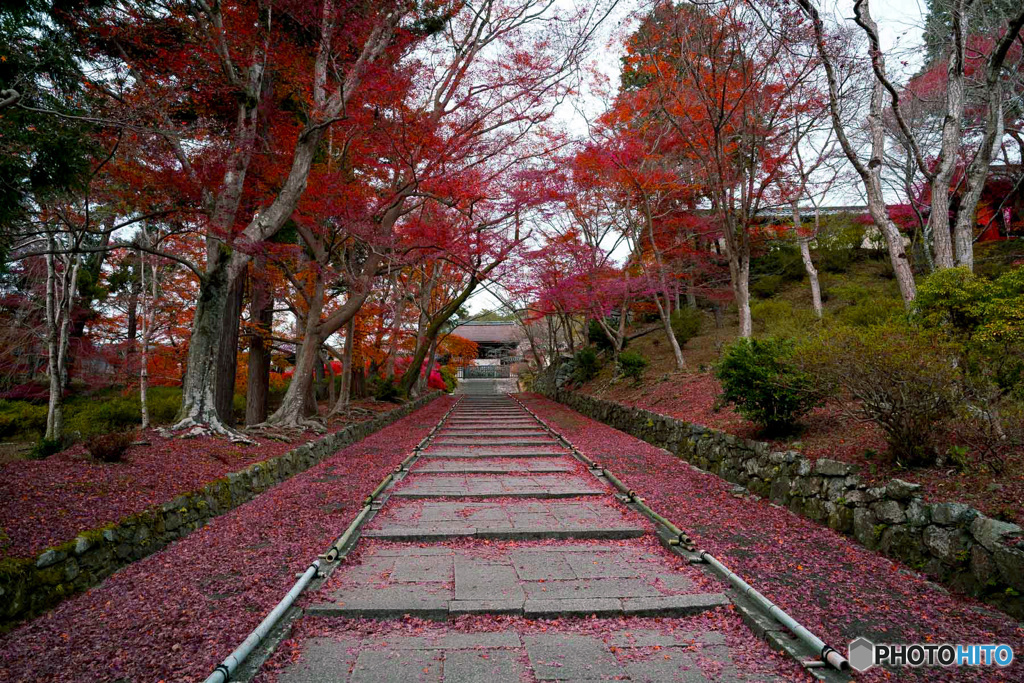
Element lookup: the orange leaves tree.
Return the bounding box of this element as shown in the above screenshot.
[616,1,822,338]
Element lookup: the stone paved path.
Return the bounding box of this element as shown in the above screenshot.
[273,395,803,682]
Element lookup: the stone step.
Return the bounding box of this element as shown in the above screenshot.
[421,449,567,458]
[431,439,560,448]
[441,427,546,433]
[444,419,537,424]
[413,458,573,474]
[436,432,550,439]
[307,543,727,620]
[391,473,604,499]
[276,628,770,683]
[361,499,646,541]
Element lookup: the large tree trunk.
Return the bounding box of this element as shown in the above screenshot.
[215,275,246,426]
[174,253,239,437]
[245,263,273,426]
[925,1,967,270]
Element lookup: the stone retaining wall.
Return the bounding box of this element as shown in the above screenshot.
[0,392,441,630]
[536,374,1023,618]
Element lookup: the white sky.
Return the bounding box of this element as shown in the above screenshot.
[466,0,929,313]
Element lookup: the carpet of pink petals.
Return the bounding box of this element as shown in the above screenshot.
[0,396,455,683]
[0,400,401,560]
[520,394,1024,683]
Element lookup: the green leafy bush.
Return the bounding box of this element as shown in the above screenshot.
[29,438,63,460]
[0,400,48,440]
[796,322,962,466]
[749,274,785,299]
[670,307,703,348]
[86,431,136,463]
[750,299,819,338]
[65,395,140,437]
[914,266,1024,466]
[716,337,822,433]
[440,366,458,393]
[836,297,904,328]
[813,217,865,273]
[573,347,600,383]
[588,319,625,351]
[145,387,182,424]
[751,243,806,283]
[369,376,402,402]
[618,350,649,382]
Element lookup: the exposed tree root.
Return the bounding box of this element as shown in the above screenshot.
[163,415,258,445]
[250,416,328,439]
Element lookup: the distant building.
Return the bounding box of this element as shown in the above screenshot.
[453,321,522,361]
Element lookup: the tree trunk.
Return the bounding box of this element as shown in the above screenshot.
[793,203,822,318]
[925,0,967,271]
[215,274,246,426]
[139,243,158,430]
[44,239,62,442]
[797,0,917,305]
[266,270,326,429]
[397,278,479,395]
[352,365,365,400]
[325,348,337,408]
[245,264,273,426]
[174,252,238,437]
[126,281,139,348]
[864,80,917,303]
[654,291,685,370]
[332,317,355,414]
[951,0,1024,269]
[307,350,324,416]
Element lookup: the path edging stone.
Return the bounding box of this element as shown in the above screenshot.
[0,392,442,630]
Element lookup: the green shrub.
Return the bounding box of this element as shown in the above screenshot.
[715,337,822,433]
[836,298,904,328]
[573,347,600,383]
[751,299,819,338]
[618,350,649,382]
[0,400,48,440]
[232,393,246,420]
[813,217,865,273]
[750,274,785,299]
[440,366,458,393]
[796,322,962,466]
[588,319,625,351]
[751,243,806,283]
[369,376,403,402]
[670,307,703,347]
[65,395,140,437]
[86,431,136,463]
[29,438,63,460]
[145,387,182,424]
